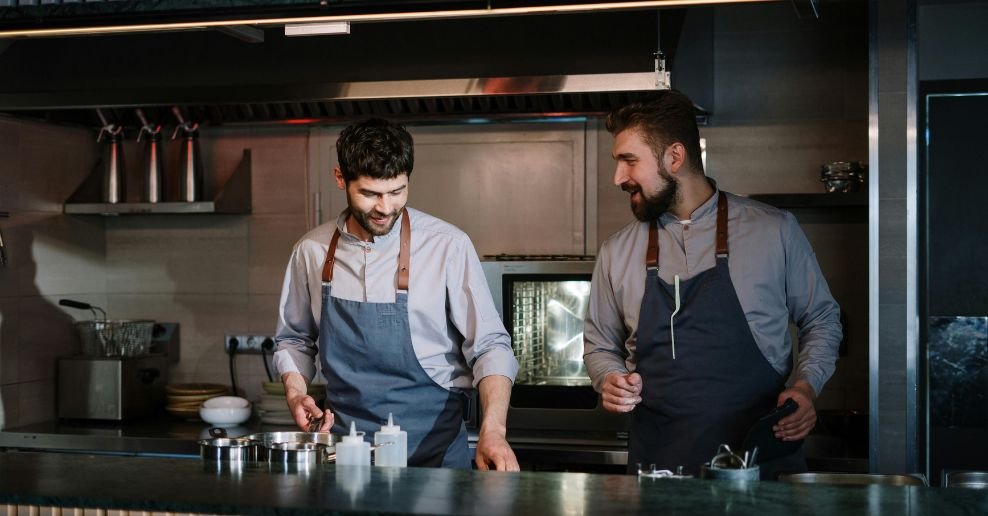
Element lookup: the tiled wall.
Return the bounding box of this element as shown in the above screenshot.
[103,125,311,404]
[0,116,102,428]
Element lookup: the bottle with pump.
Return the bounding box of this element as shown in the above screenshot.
[336,421,370,466]
[373,413,407,467]
[96,109,126,204]
[136,109,164,203]
[171,106,204,203]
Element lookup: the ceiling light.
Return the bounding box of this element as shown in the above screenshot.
[284,21,351,37]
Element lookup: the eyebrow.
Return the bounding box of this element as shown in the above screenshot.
[613,152,639,161]
[358,185,407,196]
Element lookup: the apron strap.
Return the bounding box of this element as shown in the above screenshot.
[397,208,411,291]
[320,208,412,293]
[716,191,729,257]
[645,190,730,269]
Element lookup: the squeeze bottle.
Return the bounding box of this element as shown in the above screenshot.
[336,421,370,466]
[373,413,407,467]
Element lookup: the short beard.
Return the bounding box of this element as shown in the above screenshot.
[347,195,403,237]
[628,169,678,222]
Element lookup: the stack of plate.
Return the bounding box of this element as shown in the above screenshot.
[257,381,325,426]
[166,383,230,420]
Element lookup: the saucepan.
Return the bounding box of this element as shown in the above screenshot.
[198,436,259,463]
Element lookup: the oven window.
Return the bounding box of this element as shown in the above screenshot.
[507,278,591,386]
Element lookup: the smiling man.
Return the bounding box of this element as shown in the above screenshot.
[583,90,843,479]
[274,118,520,471]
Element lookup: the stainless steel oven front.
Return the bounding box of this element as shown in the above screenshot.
[481,258,630,435]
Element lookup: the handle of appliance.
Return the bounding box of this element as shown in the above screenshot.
[58,299,107,322]
[138,368,160,385]
[209,427,229,438]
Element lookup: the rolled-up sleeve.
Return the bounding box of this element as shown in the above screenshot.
[446,237,519,387]
[783,213,843,395]
[583,245,632,392]
[273,242,320,383]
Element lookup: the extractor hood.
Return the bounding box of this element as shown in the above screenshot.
[0,10,691,126]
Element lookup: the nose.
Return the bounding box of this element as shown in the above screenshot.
[613,163,629,188]
[376,195,393,216]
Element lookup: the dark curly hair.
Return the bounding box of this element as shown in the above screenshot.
[336,118,414,182]
[606,90,703,173]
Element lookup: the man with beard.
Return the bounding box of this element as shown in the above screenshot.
[274,118,519,471]
[583,91,842,479]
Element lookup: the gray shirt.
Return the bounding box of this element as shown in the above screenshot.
[583,189,842,396]
[274,207,519,389]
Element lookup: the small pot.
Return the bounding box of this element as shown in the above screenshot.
[198,437,258,462]
[267,442,333,469]
[246,431,338,461]
[701,464,760,481]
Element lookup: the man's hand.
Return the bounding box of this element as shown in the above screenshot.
[773,380,817,441]
[601,372,642,413]
[283,372,333,432]
[475,375,520,471]
[475,429,520,472]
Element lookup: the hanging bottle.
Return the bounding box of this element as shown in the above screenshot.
[171,106,204,203]
[136,109,164,203]
[96,109,126,204]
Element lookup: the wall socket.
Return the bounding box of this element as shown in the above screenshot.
[225,334,275,355]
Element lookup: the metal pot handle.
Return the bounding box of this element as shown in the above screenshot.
[208,427,228,438]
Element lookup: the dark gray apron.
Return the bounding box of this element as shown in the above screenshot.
[318,209,471,469]
[628,192,806,479]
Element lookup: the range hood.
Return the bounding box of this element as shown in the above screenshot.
[0,10,688,126]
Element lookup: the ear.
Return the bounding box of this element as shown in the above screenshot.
[664,142,688,175]
[334,166,346,190]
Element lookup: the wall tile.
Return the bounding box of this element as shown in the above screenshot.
[0,297,19,385]
[19,213,106,296]
[105,215,248,295]
[15,295,78,383]
[247,294,280,336]
[249,214,307,296]
[0,384,18,429]
[16,378,55,426]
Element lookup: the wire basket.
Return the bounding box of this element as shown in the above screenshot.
[75,320,155,357]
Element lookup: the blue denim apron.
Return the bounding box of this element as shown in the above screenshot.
[318,209,471,469]
[628,192,805,479]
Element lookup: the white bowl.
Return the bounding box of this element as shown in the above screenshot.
[202,396,250,409]
[199,402,252,426]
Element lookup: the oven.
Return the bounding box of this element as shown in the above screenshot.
[481,256,630,435]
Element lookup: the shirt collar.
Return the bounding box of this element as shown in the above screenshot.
[658,177,720,227]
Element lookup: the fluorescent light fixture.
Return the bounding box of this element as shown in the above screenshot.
[0,0,776,39]
[285,21,351,37]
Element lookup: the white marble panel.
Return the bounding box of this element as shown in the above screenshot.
[105,215,248,295]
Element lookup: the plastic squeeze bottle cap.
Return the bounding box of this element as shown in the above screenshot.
[343,421,362,443]
[379,413,400,434]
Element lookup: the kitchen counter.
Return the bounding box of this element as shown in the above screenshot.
[0,415,629,467]
[1,450,986,516]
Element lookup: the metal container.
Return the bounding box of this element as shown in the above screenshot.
[198,437,258,463]
[267,442,333,468]
[780,473,926,486]
[137,109,165,204]
[945,471,988,488]
[246,431,339,461]
[701,465,760,481]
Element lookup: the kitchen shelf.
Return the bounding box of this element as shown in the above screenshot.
[64,149,251,216]
[746,192,867,209]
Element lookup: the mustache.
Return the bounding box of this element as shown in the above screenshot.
[621,183,642,195]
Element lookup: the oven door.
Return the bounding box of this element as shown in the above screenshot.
[488,263,629,434]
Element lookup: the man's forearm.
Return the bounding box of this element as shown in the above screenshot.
[282,371,309,401]
[478,375,512,436]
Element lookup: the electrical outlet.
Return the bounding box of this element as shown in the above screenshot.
[225,334,275,354]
